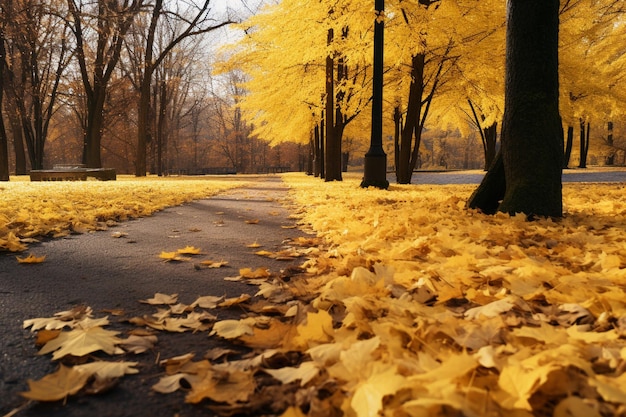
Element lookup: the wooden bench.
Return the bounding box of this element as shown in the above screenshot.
[30,166,116,181]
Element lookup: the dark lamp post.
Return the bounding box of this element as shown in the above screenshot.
[360,0,389,189]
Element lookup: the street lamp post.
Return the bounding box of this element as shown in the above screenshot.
[360,0,389,189]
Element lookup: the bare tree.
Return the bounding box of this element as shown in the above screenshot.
[67,0,142,168]
[0,19,9,180]
[132,0,232,176]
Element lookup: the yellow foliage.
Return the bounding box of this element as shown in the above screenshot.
[0,176,245,252]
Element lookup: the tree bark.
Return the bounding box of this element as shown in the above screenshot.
[563,125,574,168]
[396,54,425,184]
[324,29,337,181]
[497,0,562,217]
[578,119,590,168]
[0,31,9,181]
[468,0,562,217]
[606,121,615,165]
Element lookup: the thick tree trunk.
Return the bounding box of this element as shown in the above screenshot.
[6,100,27,174]
[468,0,562,217]
[0,71,8,180]
[136,78,151,176]
[83,93,105,168]
[497,0,562,217]
[324,29,344,182]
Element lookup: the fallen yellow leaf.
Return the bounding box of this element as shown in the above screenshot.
[16,253,46,264]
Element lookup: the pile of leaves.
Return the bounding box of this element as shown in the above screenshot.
[15,174,626,417]
[0,176,246,252]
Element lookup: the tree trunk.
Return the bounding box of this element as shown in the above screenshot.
[468,0,562,217]
[6,99,27,174]
[467,151,505,214]
[578,119,590,168]
[83,92,106,168]
[498,0,562,217]
[396,54,425,184]
[468,100,498,171]
[313,121,321,177]
[324,29,338,181]
[563,125,573,168]
[606,121,614,165]
[0,38,8,181]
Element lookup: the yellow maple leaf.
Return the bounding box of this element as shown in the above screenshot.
[239,267,271,279]
[139,293,178,305]
[352,364,406,417]
[159,251,190,262]
[20,364,90,401]
[38,327,123,360]
[177,245,202,255]
[244,219,260,224]
[293,310,334,348]
[16,253,46,264]
[246,241,262,248]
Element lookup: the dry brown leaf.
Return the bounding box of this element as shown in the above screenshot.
[38,327,123,360]
[139,293,178,305]
[20,364,90,401]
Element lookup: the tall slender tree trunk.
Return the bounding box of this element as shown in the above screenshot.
[325,28,342,182]
[563,125,574,168]
[0,36,8,181]
[396,54,425,184]
[498,0,562,217]
[578,119,590,168]
[606,121,615,165]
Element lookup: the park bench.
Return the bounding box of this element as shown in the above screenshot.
[30,164,116,181]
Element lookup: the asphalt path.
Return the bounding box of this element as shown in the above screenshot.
[400,167,626,184]
[0,176,307,417]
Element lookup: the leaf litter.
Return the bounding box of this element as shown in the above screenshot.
[12,174,626,416]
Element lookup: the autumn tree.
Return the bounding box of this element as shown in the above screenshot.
[221,0,372,181]
[1,0,71,171]
[468,0,562,217]
[67,0,142,168]
[0,20,9,180]
[132,0,231,177]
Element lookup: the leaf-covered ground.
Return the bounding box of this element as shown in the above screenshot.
[10,173,626,417]
[0,176,248,252]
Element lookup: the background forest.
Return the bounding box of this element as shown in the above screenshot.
[0,0,624,180]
